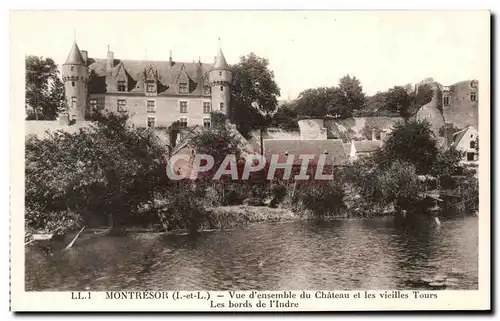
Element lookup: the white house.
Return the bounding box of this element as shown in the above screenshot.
[348,140,383,161]
[449,126,478,165]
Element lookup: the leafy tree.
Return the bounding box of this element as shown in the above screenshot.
[377,160,423,210]
[25,112,169,230]
[271,101,299,131]
[230,53,281,137]
[376,120,438,174]
[295,87,340,118]
[294,75,366,119]
[385,86,413,120]
[430,148,466,179]
[385,84,434,121]
[338,75,366,115]
[363,91,389,115]
[25,55,65,120]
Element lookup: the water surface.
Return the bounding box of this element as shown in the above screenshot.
[25,215,478,291]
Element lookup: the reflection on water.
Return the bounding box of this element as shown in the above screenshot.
[25,215,478,291]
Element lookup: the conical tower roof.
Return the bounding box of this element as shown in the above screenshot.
[213,48,230,70]
[64,42,85,66]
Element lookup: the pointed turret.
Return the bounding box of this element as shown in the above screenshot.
[62,41,89,123]
[213,48,230,70]
[64,42,85,66]
[209,42,232,117]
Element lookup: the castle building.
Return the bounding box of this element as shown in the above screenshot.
[61,41,232,129]
[415,77,478,135]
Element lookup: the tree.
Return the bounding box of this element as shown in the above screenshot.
[230,53,281,137]
[377,120,439,174]
[385,84,434,121]
[271,101,299,131]
[385,86,413,120]
[338,75,366,115]
[295,87,341,118]
[25,112,169,230]
[25,55,65,120]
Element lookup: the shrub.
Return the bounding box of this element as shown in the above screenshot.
[293,181,346,218]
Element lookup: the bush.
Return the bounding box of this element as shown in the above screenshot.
[293,181,346,218]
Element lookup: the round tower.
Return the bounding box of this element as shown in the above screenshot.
[209,47,232,117]
[61,42,89,122]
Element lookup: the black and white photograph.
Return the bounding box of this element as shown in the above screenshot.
[10,10,490,311]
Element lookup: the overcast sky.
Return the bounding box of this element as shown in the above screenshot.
[13,10,489,99]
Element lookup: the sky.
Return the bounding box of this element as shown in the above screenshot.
[12,10,489,99]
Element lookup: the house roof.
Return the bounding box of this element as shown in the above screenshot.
[263,139,349,166]
[353,140,382,153]
[64,42,86,66]
[87,58,214,96]
[450,126,475,147]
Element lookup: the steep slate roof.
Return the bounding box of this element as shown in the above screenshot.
[64,42,86,66]
[263,139,349,166]
[213,48,229,70]
[87,58,214,96]
[353,140,382,153]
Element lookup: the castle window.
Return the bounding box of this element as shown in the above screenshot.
[179,117,188,128]
[179,82,188,94]
[179,101,188,113]
[203,117,211,129]
[117,81,126,92]
[72,82,75,87]
[147,116,156,128]
[220,86,224,91]
[203,102,211,113]
[467,152,475,161]
[471,92,477,102]
[146,81,155,93]
[220,102,224,111]
[203,86,211,95]
[443,96,449,106]
[146,100,156,113]
[89,99,97,112]
[71,97,76,108]
[219,71,222,76]
[470,140,476,149]
[117,99,127,113]
[71,66,74,71]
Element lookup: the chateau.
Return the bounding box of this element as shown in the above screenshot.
[61,41,232,129]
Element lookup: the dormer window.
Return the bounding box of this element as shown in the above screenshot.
[117,81,126,92]
[146,81,156,93]
[179,82,188,94]
[203,86,211,95]
[471,92,477,102]
[443,96,450,106]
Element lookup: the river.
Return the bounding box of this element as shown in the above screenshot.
[25,215,478,291]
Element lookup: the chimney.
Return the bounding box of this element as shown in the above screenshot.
[169,50,173,66]
[106,47,114,72]
[372,128,377,141]
[59,113,70,126]
[80,50,88,65]
[380,130,387,142]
